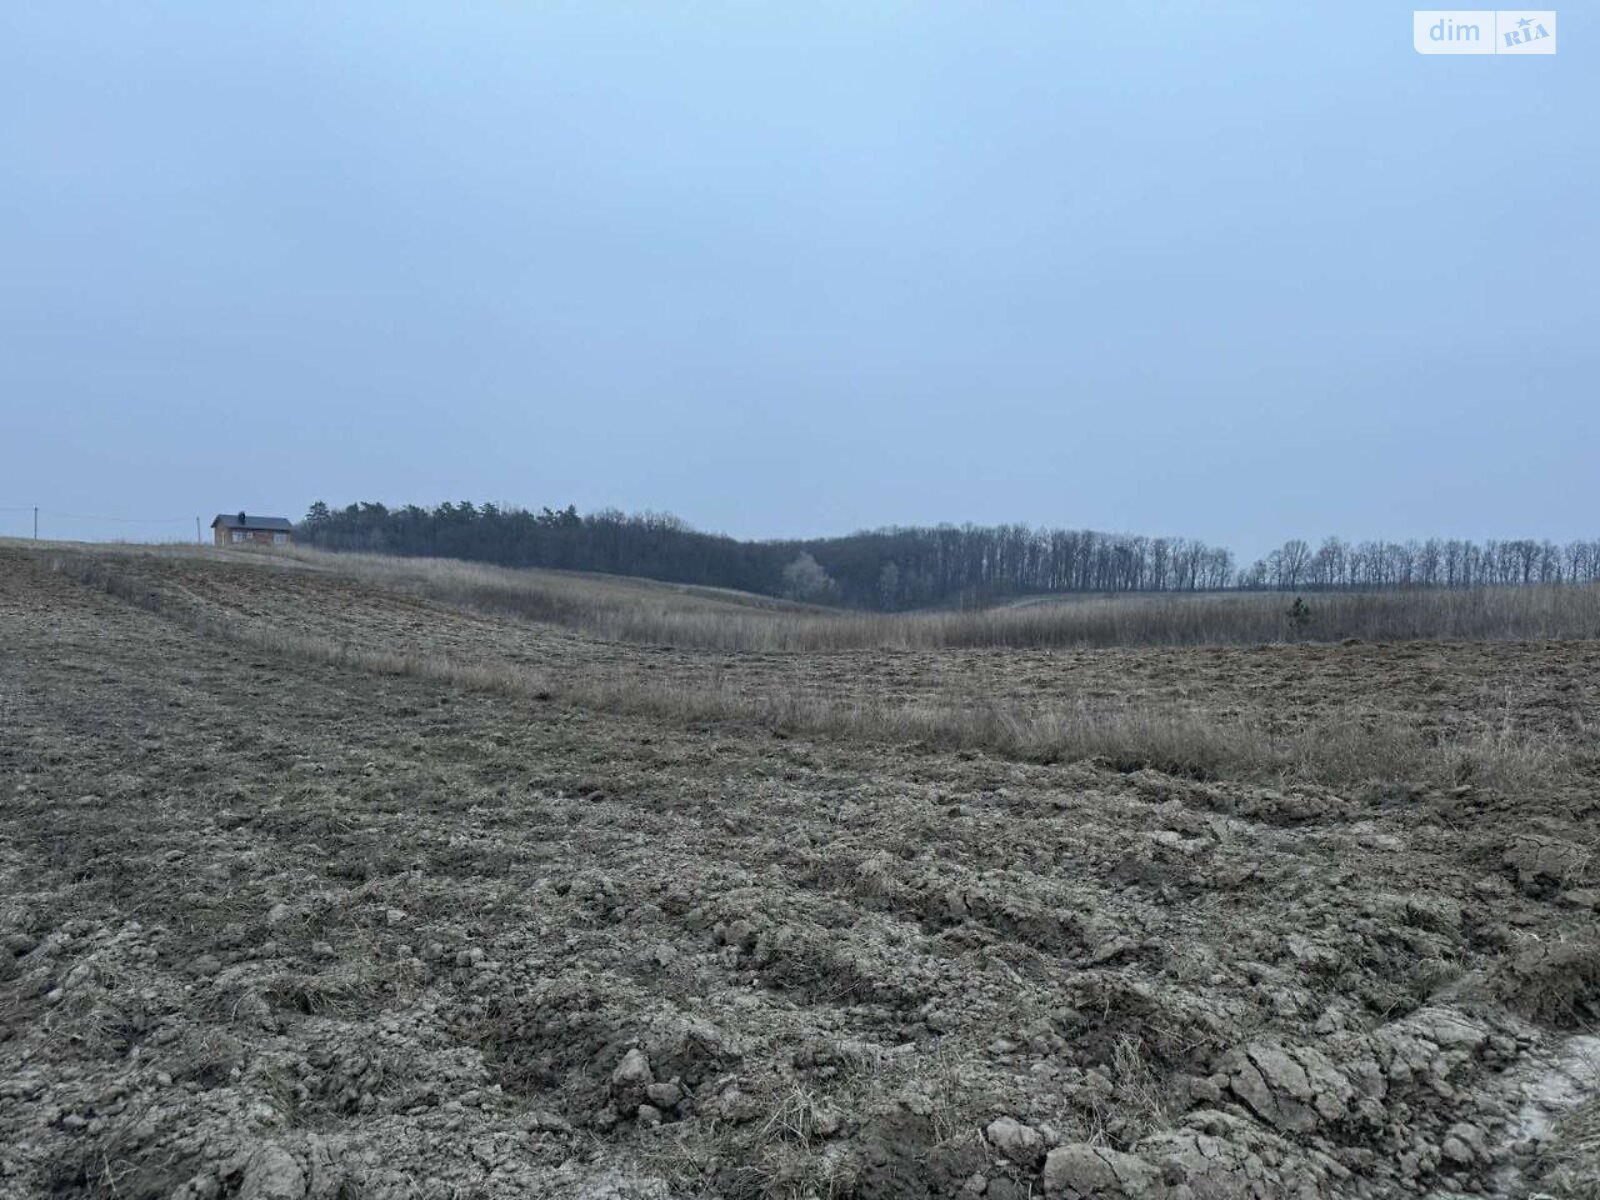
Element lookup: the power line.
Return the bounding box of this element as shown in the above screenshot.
[2,506,218,543]
[34,509,196,524]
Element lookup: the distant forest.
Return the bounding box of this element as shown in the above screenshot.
[299,501,1600,611]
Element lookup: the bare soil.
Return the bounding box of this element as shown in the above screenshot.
[3,545,1598,1199]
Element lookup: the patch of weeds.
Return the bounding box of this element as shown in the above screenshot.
[261,969,381,1017]
[168,1029,248,1090]
[41,1109,195,1200]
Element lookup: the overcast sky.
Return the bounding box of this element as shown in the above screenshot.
[2,4,1593,559]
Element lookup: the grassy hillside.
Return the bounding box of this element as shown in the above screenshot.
[159,541,1600,650]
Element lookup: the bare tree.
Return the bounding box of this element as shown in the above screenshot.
[1276,539,1311,589]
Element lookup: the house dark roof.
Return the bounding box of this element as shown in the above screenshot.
[211,513,294,532]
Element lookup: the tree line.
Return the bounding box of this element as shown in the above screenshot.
[1237,536,1600,591]
[298,501,1600,610]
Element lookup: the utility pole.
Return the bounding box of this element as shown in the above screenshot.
[196,516,202,544]
[33,506,37,540]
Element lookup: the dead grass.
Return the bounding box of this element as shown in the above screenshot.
[1492,941,1600,1029]
[45,539,1600,650]
[302,547,1600,649]
[390,564,1600,651]
[50,551,1568,795]
[1542,1093,1600,1199]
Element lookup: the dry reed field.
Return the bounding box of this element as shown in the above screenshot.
[4,541,1599,1199]
[227,545,1600,653]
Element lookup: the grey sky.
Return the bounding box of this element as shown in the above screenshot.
[2,3,1593,560]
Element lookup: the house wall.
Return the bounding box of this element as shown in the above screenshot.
[213,528,294,547]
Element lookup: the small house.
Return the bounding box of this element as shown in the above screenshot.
[212,512,294,547]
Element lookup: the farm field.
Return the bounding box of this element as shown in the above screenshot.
[3,543,1599,1199]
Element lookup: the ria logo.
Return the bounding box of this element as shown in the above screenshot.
[1502,13,1553,47]
[1413,10,1556,54]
